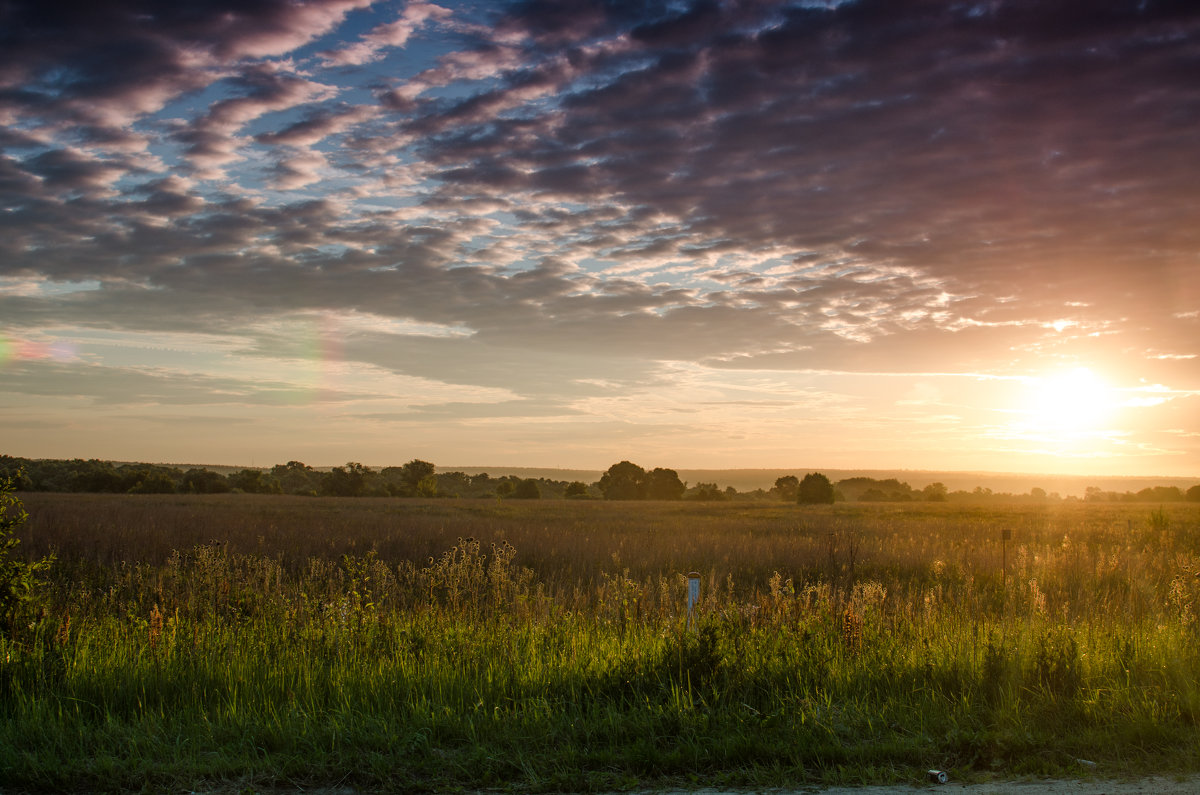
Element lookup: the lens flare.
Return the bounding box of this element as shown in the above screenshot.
[0,335,78,367]
[281,313,341,405]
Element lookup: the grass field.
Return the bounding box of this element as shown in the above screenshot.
[3,492,1200,792]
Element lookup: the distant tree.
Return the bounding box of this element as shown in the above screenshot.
[415,476,439,497]
[686,482,725,501]
[495,479,515,498]
[1188,484,1200,503]
[401,459,436,490]
[645,467,685,500]
[922,482,948,502]
[271,461,317,495]
[1029,487,1047,501]
[182,468,231,494]
[69,460,123,493]
[598,461,647,500]
[512,478,541,499]
[773,475,799,502]
[437,471,472,497]
[128,471,176,494]
[837,477,914,501]
[1135,486,1183,502]
[564,481,589,498]
[229,469,281,494]
[797,472,834,505]
[322,462,370,497]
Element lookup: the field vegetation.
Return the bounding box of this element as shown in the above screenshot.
[2,485,1200,792]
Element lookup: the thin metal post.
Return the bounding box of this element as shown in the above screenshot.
[686,571,701,631]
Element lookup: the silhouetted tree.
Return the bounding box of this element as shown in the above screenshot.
[271,461,317,495]
[229,469,280,494]
[182,468,231,494]
[564,481,589,498]
[598,461,646,500]
[437,471,472,497]
[401,459,435,489]
[512,478,541,499]
[837,477,914,501]
[797,472,834,505]
[69,460,123,492]
[773,475,799,502]
[922,482,948,502]
[645,467,685,500]
[127,471,176,494]
[1188,484,1200,502]
[1136,486,1183,502]
[686,482,725,501]
[322,462,370,497]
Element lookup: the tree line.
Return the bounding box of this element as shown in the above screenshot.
[2,455,1197,503]
[0,456,583,500]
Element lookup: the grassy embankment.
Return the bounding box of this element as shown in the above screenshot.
[2,492,1199,792]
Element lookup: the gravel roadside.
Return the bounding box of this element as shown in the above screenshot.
[654,776,1200,795]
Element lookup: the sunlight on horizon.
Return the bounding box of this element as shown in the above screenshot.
[1026,367,1115,428]
[1005,368,1120,455]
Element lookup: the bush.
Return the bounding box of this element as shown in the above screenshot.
[0,474,54,638]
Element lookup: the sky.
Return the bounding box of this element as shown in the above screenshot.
[1,0,1198,477]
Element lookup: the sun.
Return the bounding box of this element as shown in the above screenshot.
[1022,367,1115,431]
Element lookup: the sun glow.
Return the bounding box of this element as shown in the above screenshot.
[1022,367,1115,431]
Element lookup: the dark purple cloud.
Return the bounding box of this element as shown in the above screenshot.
[0,0,368,142]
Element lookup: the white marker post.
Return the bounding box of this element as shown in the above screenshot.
[687,571,701,631]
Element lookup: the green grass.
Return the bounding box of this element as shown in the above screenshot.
[2,495,1200,791]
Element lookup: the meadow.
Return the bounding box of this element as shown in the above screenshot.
[2,491,1200,792]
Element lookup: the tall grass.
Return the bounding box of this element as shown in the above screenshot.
[2,495,1199,791]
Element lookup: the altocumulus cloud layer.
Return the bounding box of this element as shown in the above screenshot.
[1,0,1197,474]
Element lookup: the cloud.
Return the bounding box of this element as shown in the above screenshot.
[321,1,452,66]
[254,103,377,147]
[0,359,328,407]
[23,147,131,197]
[0,0,369,141]
[268,149,330,190]
[171,64,338,178]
